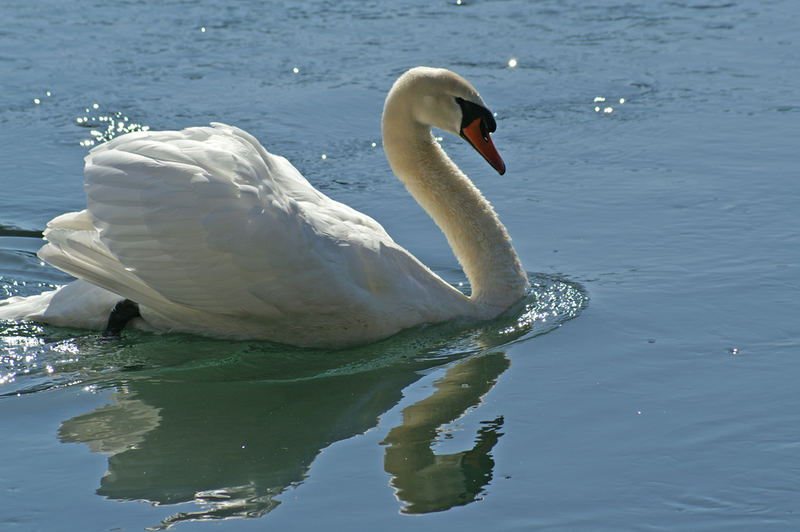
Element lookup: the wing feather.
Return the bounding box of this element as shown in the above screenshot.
[79,123,396,319]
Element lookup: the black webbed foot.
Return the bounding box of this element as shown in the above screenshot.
[105,299,141,336]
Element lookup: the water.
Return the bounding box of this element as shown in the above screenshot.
[1,0,798,530]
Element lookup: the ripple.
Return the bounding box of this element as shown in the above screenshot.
[0,274,586,395]
[0,225,43,238]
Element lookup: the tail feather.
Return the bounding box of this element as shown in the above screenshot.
[0,280,122,330]
[39,210,172,309]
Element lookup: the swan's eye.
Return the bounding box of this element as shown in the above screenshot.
[480,120,490,142]
[455,96,497,136]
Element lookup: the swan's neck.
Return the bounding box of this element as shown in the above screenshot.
[382,115,529,316]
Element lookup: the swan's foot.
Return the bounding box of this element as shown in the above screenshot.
[105,299,141,335]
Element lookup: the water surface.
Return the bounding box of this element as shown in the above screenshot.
[1,0,799,530]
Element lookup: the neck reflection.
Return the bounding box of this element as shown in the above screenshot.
[382,352,509,513]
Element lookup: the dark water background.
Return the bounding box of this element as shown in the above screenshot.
[1,0,798,530]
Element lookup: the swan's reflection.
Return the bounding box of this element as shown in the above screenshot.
[382,352,509,513]
[52,275,585,528]
[57,346,510,527]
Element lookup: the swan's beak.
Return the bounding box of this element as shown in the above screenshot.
[460,118,506,175]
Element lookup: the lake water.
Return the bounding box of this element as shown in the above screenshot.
[1,0,798,530]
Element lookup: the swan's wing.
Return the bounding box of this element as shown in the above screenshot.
[57,123,432,322]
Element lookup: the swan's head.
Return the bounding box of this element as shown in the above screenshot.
[387,67,506,175]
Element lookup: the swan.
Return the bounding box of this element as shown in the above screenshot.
[0,67,529,348]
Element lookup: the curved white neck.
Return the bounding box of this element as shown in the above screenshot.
[382,99,529,315]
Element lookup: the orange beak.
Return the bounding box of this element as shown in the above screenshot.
[460,118,506,175]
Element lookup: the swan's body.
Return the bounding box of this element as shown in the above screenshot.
[0,67,528,348]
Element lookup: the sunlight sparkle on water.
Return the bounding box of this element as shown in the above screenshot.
[507,58,518,68]
[76,105,150,146]
[593,95,625,115]
[52,340,80,356]
[31,90,54,105]
[499,280,585,336]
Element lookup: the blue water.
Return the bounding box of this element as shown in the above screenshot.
[2,0,799,530]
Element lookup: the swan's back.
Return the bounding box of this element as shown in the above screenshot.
[36,123,467,347]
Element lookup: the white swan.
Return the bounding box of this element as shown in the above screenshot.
[0,67,529,348]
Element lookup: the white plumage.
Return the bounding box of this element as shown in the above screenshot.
[0,68,529,348]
